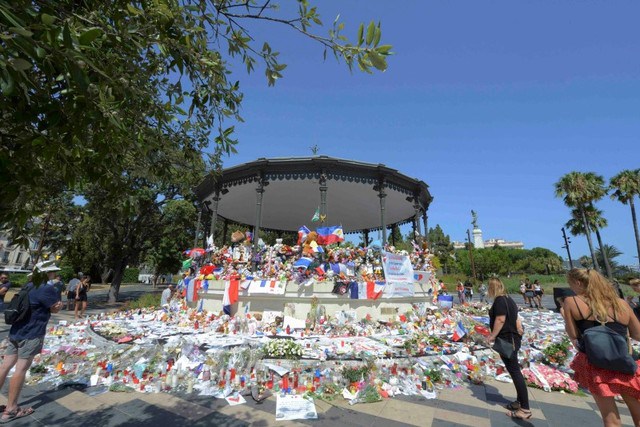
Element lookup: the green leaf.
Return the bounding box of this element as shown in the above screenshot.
[367,51,387,71]
[10,58,32,71]
[357,23,364,46]
[127,4,143,15]
[9,27,33,37]
[79,28,103,45]
[63,23,73,48]
[376,45,393,54]
[372,25,381,46]
[35,47,46,58]
[365,21,375,45]
[41,13,56,26]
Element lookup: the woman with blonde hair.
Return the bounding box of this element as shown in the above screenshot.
[486,277,529,420]
[563,268,640,427]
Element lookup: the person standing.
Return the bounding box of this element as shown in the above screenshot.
[464,280,474,302]
[524,279,536,308]
[563,268,640,427]
[50,274,65,300]
[161,284,175,306]
[66,273,82,311]
[456,281,465,305]
[478,282,488,303]
[487,277,530,420]
[0,262,62,423]
[74,275,90,319]
[628,278,640,321]
[0,273,11,311]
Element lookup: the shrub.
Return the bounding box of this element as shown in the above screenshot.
[126,292,161,309]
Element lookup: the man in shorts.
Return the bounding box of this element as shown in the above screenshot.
[0,261,63,422]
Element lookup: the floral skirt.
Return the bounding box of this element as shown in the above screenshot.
[571,352,640,398]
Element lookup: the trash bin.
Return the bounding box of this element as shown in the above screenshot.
[553,287,575,311]
[438,295,454,309]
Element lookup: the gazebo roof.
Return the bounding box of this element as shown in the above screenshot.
[195,156,433,234]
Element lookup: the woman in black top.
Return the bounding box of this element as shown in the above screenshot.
[563,268,640,427]
[487,277,529,420]
[74,275,90,319]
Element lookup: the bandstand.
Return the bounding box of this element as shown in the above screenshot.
[194,156,435,319]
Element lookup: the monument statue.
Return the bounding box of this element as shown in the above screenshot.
[471,210,479,229]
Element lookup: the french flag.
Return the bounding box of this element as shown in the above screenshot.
[316,225,344,245]
[297,225,311,245]
[315,263,326,276]
[258,280,277,289]
[367,281,384,300]
[223,276,240,315]
[452,321,467,342]
[294,257,313,270]
[330,263,347,275]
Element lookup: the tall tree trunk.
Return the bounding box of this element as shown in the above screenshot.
[593,227,613,279]
[579,205,600,272]
[108,259,126,303]
[630,199,640,270]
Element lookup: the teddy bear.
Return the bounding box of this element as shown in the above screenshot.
[302,231,319,257]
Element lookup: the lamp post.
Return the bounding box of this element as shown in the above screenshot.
[561,227,574,269]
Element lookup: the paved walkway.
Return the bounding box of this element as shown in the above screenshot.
[0,287,620,426]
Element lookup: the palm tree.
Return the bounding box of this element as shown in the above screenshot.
[610,169,640,269]
[595,244,622,274]
[565,204,613,278]
[555,172,607,273]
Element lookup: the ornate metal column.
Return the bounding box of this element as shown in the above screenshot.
[193,206,202,248]
[209,188,221,243]
[222,219,229,245]
[252,173,267,271]
[413,199,422,237]
[422,212,429,247]
[375,178,387,244]
[319,171,328,224]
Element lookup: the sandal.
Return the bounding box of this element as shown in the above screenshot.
[505,401,520,410]
[507,409,532,420]
[0,407,35,424]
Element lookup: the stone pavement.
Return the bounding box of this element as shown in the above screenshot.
[0,287,622,426]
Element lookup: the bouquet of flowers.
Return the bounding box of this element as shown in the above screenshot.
[522,364,578,393]
[542,338,571,366]
[262,339,303,359]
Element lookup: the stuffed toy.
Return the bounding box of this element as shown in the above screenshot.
[302,231,319,256]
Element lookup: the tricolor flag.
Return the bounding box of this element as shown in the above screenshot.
[223,277,240,315]
[452,321,467,342]
[315,263,326,276]
[316,225,344,245]
[349,281,385,299]
[297,225,311,245]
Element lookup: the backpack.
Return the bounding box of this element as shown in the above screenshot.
[580,324,636,375]
[4,283,33,325]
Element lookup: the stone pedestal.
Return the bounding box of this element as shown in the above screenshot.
[473,228,484,248]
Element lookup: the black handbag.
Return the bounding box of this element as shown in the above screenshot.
[492,296,517,359]
[493,336,515,359]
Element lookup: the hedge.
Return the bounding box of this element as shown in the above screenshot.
[122,268,140,283]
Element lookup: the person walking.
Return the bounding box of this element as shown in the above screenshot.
[486,277,530,420]
[519,280,526,305]
[0,273,11,311]
[464,280,474,302]
[533,279,544,309]
[0,261,63,423]
[563,268,640,427]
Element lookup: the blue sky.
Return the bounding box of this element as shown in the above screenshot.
[215,1,640,266]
